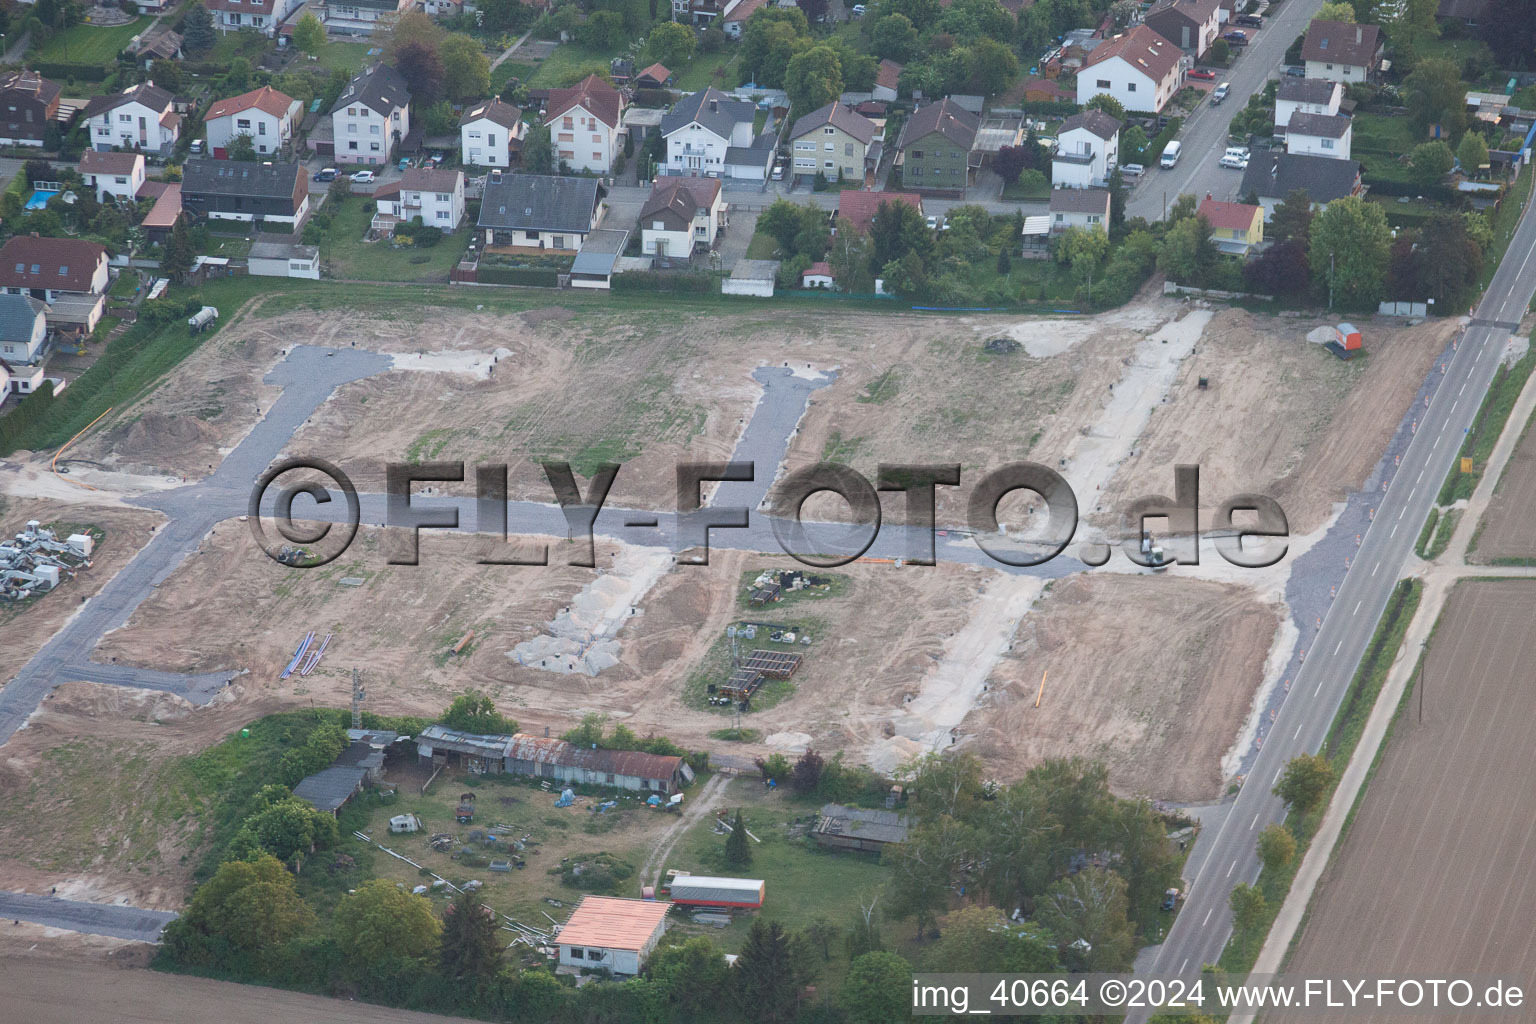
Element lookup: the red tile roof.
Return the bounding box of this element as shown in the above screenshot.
[142,183,182,230]
[79,150,143,176]
[837,190,922,233]
[803,261,833,279]
[1082,24,1182,84]
[1197,198,1261,232]
[637,62,671,84]
[0,236,107,294]
[206,85,294,122]
[1301,19,1382,68]
[723,0,767,22]
[876,59,902,92]
[546,74,622,129]
[558,897,669,952]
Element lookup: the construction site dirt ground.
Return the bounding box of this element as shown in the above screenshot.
[1280,581,1536,1022]
[1470,405,1536,562]
[969,573,1283,802]
[0,498,163,681]
[43,297,1453,534]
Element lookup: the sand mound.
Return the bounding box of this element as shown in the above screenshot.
[117,413,219,451]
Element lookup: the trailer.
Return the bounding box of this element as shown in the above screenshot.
[666,875,766,910]
[188,305,219,333]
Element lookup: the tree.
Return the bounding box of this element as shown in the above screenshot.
[227,133,257,162]
[394,37,447,104]
[1085,93,1126,121]
[827,217,873,293]
[870,198,930,270]
[966,37,1018,96]
[1229,882,1268,933]
[1480,0,1536,67]
[791,749,824,794]
[1309,196,1391,308]
[230,796,339,863]
[995,144,1029,185]
[884,816,972,938]
[164,855,317,970]
[293,11,325,54]
[523,122,553,174]
[1274,751,1336,813]
[1120,124,1148,163]
[785,45,843,115]
[802,917,841,962]
[161,218,195,282]
[440,889,502,983]
[442,34,491,103]
[931,907,1059,973]
[1404,58,1466,142]
[334,879,442,966]
[579,10,626,49]
[1244,239,1310,296]
[1408,139,1455,187]
[1108,166,1126,228]
[1409,211,1483,303]
[735,920,802,1023]
[725,808,753,867]
[1317,1,1355,19]
[882,0,942,30]
[1388,0,1439,57]
[797,0,829,24]
[183,1,216,53]
[1257,823,1297,872]
[647,21,697,68]
[441,692,517,735]
[1057,223,1110,292]
[1035,868,1137,971]
[842,951,912,1024]
[871,12,920,62]
[1210,37,1230,64]
[1157,214,1217,287]
[647,936,732,1019]
[151,59,182,93]
[739,8,813,88]
[1269,188,1314,245]
[224,57,252,93]
[1457,131,1489,176]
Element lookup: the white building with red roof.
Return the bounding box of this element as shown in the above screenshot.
[1076,24,1184,113]
[78,150,146,203]
[557,897,669,976]
[204,85,299,159]
[545,74,624,174]
[204,0,306,35]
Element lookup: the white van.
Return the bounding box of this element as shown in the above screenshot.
[1160,141,1182,168]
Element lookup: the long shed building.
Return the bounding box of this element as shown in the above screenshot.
[415,725,691,793]
[667,875,766,909]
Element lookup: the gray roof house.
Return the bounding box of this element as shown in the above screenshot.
[1239,152,1362,218]
[477,172,603,251]
[813,803,911,852]
[0,293,48,367]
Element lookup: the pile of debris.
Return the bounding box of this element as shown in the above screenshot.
[509,547,670,676]
[1,521,93,602]
[984,337,1022,355]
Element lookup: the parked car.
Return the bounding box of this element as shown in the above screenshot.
[1120,162,1145,178]
[926,214,940,229]
[1212,83,1231,103]
[1219,153,1249,169]
[1285,64,1306,76]
[189,138,204,155]
[1188,68,1217,80]
[851,3,866,13]
[353,170,377,183]
[312,167,338,182]
[1160,141,1182,168]
[1223,30,1247,41]
[1162,888,1181,911]
[771,161,785,180]
[1237,13,1263,26]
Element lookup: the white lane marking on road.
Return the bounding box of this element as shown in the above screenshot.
[1275,765,1284,783]
[1203,908,1213,927]
[1451,400,1458,413]
[1354,600,1361,615]
[1314,677,1324,697]
[1399,506,1406,519]
[1295,721,1303,739]
[1461,381,1468,395]
[1392,524,1399,537]
[1181,958,1190,974]
[1417,469,1424,482]
[1334,640,1342,656]
[1373,562,1380,576]
[1227,859,1237,878]
[1251,814,1260,830]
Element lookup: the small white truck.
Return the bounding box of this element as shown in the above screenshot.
[187,306,219,333]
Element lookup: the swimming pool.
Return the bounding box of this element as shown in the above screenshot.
[25,190,58,211]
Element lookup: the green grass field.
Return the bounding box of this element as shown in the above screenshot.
[320,198,470,283]
[526,43,626,89]
[33,16,147,64]
[491,60,536,92]
[672,52,737,93]
[313,39,376,74]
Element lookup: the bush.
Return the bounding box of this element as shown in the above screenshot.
[475,265,559,286]
[31,62,110,82]
[394,222,443,248]
[610,270,713,293]
[632,87,674,108]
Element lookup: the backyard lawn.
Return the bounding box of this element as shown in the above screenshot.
[313,39,377,74]
[32,17,146,64]
[320,198,470,282]
[672,52,738,93]
[526,43,625,89]
[207,28,271,65]
[491,60,536,92]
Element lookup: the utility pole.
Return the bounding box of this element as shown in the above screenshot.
[351,667,364,730]
[1329,250,1335,312]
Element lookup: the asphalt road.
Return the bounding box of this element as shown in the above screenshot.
[1130,183,1536,1009]
[1126,0,1328,221]
[0,892,176,942]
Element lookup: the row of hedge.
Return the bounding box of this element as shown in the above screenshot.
[1146,117,1184,162]
[1364,178,1465,205]
[31,61,110,82]
[610,270,714,293]
[475,265,559,286]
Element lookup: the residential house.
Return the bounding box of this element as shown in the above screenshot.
[1238,152,1363,219]
[460,98,526,169]
[661,87,755,177]
[788,102,878,184]
[1274,77,1343,133]
[836,190,922,234]
[0,71,61,148]
[140,182,183,245]
[812,803,910,853]
[1436,0,1488,26]
[204,0,306,35]
[1052,109,1121,189]
[477,171,603,252]
[1049,187,1111,232]
[897,98,978,192]
[639,175,723,256]
[0,236,109,334]
[1197,197,1264,254]
[673,0,734,27]
[2,358,50,397]
[1302,20,1384,84]
[556,898,670,977]
[248,236,321,279]
[205,85,298,159]
[330,63,412,167]
[721,0,766,36]
[374,167,466,230]
[0,293,48,367]
[1076,24,1183,113]
[1142,0,1221,59]
[78,151,146,203]
[635,63,673,89]
[180,159,310,225]
[126,24,184,65]
[81,82,179,156]
[324,0,412,33]
[545,74,623,174]
[1284,111,1352,159]
[873,59,902,103]
[417,0,462,14]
